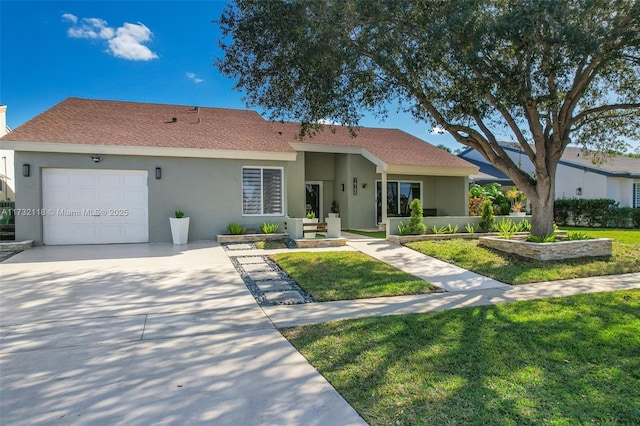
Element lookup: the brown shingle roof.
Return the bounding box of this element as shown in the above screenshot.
[272,121,474,168]
[2,97,475,169]
[2,97,294,152]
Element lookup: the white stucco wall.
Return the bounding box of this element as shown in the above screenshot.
[461,147,635,206]
[0,105,15,200]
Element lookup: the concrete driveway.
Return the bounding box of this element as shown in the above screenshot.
[0,242,365,425]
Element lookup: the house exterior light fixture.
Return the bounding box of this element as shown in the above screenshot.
[155,167,162,179]
[22,164,30,177]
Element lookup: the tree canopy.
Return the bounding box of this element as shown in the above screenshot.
[217,0,640,236]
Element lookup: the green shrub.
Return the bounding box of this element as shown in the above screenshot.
[469,183,510,215]
[567,231,592,240]
[430,225,445,234]
[517,219,532,232]
[527,233,557,243]
[554,198,636,228]
[306,211,316,219]
[465,223,480,233]
[398,221,411,236]
[227,222,247,235]
[496,219,516,239]
[408,198,426,235]
[479,199,495,232]
[260,223,280,234]
[444,224,459,234]
[174,210,185,218]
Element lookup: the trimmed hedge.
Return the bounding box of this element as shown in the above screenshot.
[554,198,639,228]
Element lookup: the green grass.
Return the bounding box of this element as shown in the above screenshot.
[270,251,438,301]
[406,228,640,284]
[344,229,387,239]
[282,290,640,425]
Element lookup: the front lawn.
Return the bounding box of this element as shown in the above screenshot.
[406,228,640,284]
[283,290,640,425]
[269,251,438,301]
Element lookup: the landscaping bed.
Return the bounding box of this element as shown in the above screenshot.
[479,235,612,260]
[405,228,640,284]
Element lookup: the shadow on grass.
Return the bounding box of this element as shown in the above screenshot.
[283,290,640,425]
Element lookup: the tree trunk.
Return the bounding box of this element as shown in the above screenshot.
[529,174,556,237]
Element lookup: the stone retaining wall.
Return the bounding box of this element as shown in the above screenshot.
[0,240,33,251]
[294,238,347,248]
[479,237,612,261]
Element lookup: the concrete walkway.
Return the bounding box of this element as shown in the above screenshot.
[346,237,510,292]
[262,272,640,328]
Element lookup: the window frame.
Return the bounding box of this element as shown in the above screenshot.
[241,166,285,216]
[375,180,423,222]
[634,182,640,208]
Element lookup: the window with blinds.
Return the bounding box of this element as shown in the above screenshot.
[634,183,640,208]
[242,167,284,215]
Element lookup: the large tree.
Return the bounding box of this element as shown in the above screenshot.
[217,0,640,237]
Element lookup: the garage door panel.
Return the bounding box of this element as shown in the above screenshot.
[73,188,99,205]
[71,172,97,186]
[100,190,124,206]
[42,169,149,245]
[98,174,125,188]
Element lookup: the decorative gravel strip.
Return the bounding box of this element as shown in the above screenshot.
[230,255,312,306]
[0,250,21,263]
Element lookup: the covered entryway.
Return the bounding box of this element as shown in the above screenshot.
[305,181,323,219]
[42,169,149,245]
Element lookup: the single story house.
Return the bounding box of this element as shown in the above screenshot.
[0,97,477,245]
[459,143,640,208]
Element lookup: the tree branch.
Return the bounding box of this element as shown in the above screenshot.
[571,103,640,125]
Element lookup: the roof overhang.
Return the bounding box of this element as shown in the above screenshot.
[291,142,478,177]
[0,140,298,161]
[289,142,387,168]
[378,164,479,177]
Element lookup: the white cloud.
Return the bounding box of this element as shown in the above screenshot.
[108,23,158,61]
[186,72,204,84]
[63,14,157,61]
[61,13,77,24]
[67,17,114,40]
[430,126,446,135]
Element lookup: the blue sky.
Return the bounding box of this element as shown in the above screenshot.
[0,1,461,150]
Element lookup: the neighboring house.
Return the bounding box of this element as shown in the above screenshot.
[0,105,16,201]
[459,144,640,208]
[0,98,477,245]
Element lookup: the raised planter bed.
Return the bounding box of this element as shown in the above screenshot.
[294,237,347,248]
[217,233,287,244]
[479,236,612,261]
[0,240,33,251]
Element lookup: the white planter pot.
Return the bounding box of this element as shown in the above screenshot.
[509,212,526,217]
[328,213,339,218]
[303,218,318,238]
[170,217,190,244]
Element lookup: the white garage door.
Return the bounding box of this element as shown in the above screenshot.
[42,169,149,245]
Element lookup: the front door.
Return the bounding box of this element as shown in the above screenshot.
[305,182,322,219]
